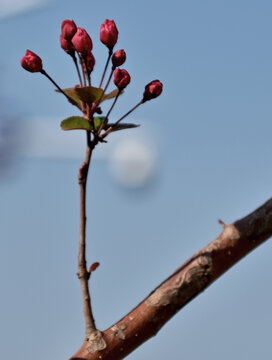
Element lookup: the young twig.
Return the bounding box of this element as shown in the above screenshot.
[114,100,143,126]
[77,132,97,339]
[98,91,120,134]
[92,68,114,115]
[102,99,143,139]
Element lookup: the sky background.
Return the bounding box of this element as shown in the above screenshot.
[1,0,272,359]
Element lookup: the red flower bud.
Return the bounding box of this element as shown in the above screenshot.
[114,68,131,90]
[61,20,77,41]
[84,52,95,73]
[143,80,163,101]
[72,28,93,56]
[100,19,118,49]
[89,262,100,272]
[112,49,126,68]
[60,35,75,54]
[21,50,43,73]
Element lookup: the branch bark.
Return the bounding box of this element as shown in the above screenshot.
[77,133,96,339]
[71,197,272,360]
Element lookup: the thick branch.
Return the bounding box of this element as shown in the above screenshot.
[71,198,272,359]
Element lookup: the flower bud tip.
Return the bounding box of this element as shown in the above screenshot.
[61,19,77,41]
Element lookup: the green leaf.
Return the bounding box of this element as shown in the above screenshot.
[75,86,103,104]
[56,88,82,108]
[106,123,140,132]
[60,117,138,133]
[60,116,93,131]
[56,86,103,106]
[93,117,107,131]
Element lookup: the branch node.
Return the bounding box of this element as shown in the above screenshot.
[77,269,90,280]
[78,161,88,183]
[86,330,107,354]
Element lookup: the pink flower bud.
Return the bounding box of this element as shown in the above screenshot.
[21,50,43,73]
[84,52,95,73]
[114,68,131,90]
[143,80,163,101]
[61,19,77,41]
[72,28,93,56]
[112,49,126,68]
[60,35,75,54]
[100,19,118,49]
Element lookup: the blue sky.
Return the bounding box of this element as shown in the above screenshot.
[1,1,272,359]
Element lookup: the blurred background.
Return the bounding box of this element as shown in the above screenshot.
[1,0,272,359]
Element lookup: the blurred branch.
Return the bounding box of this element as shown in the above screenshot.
[71,197,272,360]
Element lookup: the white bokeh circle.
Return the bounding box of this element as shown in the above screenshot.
[109,137,157,189]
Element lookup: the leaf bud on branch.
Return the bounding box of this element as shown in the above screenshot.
[89,262,100,273]
[78,162,88,182]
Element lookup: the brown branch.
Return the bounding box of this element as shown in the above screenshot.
[71,197,272,360]
[77,133,96,339]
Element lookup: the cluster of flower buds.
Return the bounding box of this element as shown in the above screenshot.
[20,18,163,141]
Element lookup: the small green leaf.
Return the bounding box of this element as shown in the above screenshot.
[93,117,107,130]
[56,88,82,107]
[60,116,93,131]
[57,86,103,106]
[106,123,140,132]
[75,86,103,104]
